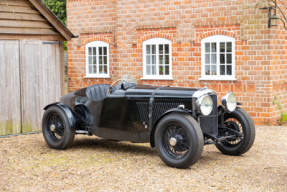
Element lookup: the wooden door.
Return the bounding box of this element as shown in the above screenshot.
[20,41,61,133]
[0,40,21,135]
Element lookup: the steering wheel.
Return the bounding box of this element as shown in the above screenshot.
[107,79,123,95]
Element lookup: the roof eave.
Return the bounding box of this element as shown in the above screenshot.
[29,0,76,41]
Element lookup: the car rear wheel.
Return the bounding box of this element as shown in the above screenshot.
[42,106,75,149]
[216,107,255,155]
[155,113,204,169]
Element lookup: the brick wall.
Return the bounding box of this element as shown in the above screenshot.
[67,0,287,125]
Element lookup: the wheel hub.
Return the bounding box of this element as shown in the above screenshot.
[50,124,56,132]
[169,137,177,146]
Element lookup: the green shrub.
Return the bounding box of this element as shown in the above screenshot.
[272,95,287,125]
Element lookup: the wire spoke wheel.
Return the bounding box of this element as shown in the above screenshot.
[223,118,244,146]
[162,123,190,159]
[47,113,65,142]
[216,108,255,156]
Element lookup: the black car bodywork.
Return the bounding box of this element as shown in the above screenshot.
[42,81,255,168]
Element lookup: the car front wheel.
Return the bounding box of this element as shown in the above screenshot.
[216,107,255,156]
[155,113,204,169]
[42,106,75,149]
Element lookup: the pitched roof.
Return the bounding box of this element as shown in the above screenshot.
[28,0,75,40]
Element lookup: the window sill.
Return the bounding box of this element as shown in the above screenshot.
[141,76,174,80]
[84,75,111,79]
[199,77,237,81]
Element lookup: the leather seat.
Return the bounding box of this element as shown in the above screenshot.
[86,84,110,101]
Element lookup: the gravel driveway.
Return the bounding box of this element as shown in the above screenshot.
[0,126,286,191]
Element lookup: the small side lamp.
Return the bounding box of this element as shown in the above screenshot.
[269,13,280,28]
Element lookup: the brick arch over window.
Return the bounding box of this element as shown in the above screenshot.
[141,33,173,42]
[84,36,111,46]
[197,30,237,42]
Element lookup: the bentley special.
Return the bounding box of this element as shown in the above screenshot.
[42,76,255,169]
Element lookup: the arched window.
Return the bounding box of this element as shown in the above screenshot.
[141,38,173,80]
[85,41,110,78]
[200,35,236,80]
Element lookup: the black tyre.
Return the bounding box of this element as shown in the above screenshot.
[42,106,75,149]
[155,113,204,169]
[216,107,255,156]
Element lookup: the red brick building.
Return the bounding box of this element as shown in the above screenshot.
[66,0,287,125]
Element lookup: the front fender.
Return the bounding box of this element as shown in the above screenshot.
[44,102,76,130]
[150,108,192,148]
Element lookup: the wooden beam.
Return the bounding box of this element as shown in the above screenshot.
[59,42,65,96]
[0,12,46,21]
[0,5,40,14]
[0,20,53,28]
[0,0,33,7]
[0,27,59,35]
[0,34,65,41]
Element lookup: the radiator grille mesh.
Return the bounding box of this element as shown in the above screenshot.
[136,102,183,123]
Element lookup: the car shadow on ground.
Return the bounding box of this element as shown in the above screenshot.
[70,137,158,157]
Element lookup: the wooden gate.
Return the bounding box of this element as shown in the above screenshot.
[0,40,61,135]
[20,41,61,133]
[0,40,21,135]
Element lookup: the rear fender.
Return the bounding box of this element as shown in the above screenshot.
[44,102,76,130]
[150,108,192,148]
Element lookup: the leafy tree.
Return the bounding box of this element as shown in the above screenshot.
[42,0,66,25]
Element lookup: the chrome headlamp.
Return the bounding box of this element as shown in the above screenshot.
[220,92,237,112]
[196,95,213,116]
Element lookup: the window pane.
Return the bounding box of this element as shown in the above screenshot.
[146,66,150,75]
[211,43,216,52]
[211,65,217,75]
[227,42,232,52]
[205,65,210,75]
[152,66,156,75]
[152,55,156,64]
[220,42,225,52]
[89,48,92,55]
[159,55,163,64]
[159,66,163,75]
[205,54,210,64]
[220,54,225,64]
[165,55,169,64]
[93,47,96,55]
[227,54,232,64]
[103,66,107,74]
[89,66,92,74]
[220,65,225,75]
[205,43,210,53]
[146,45,150,54]
[227,65,232,75]
[146,55,150,64]
[93,56,97,64]
[165,44,169,54]
[159,44,163,54]
[99,56,103,64]
[93,66,97,74]
[103,56,107,64]
[89,56,92,64]
[211,54,216,64]
[152,45,156,54]
[103,47,107,55]
[165,66,169,75]
[99,65,102,74]
[99,47,102,55]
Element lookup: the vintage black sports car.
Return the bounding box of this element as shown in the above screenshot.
[42,76,255,169]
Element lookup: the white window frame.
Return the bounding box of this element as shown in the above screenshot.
[141,38,173,80]
[85,41,110,78]
[200,35,236,81]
